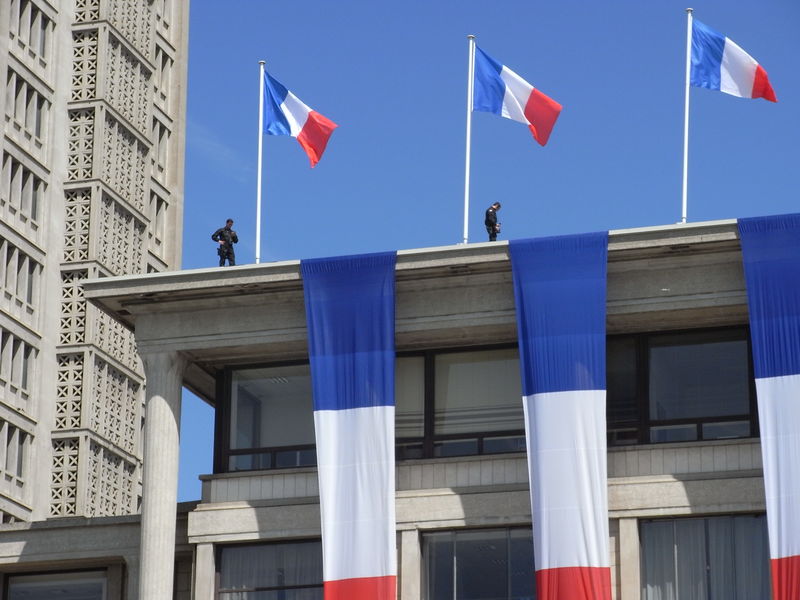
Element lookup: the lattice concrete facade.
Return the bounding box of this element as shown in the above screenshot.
[0,0,188,523]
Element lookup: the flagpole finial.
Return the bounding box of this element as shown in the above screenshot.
[467,34,475,39]
[686,7,693,13]
[259,60,266,65]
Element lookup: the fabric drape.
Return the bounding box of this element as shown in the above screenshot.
[301,252,397,600]
[509,233,611,600]
[739,214,800,600]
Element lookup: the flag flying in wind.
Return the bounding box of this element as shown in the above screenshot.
[263,70,338,167]
[473,46,562,146]
[690,19,777,102]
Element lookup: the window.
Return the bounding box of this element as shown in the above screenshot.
[218,540,322,599]
[424,528,535,600]
[226,364,316,471]
[7,572,106,599]
[221,347,525,473]
[607,327,756,445]
[9,0,52,67]
[0,235,41,310]
[640,514,770,600]
[1,151,45,231]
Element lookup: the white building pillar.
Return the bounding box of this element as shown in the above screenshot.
[138,351,187,600]
[618,517,641,600]
[193,543,216,600]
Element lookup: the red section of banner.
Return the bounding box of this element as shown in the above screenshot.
[536,566,612,600]
[771,555,800,600]
[324,575,396,600]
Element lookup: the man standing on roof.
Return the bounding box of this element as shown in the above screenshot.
[485,202,501,241]
[212,219,238,266]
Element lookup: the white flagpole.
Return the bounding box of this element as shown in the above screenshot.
[681,8,693,224]
[256,60,266,263]
[463,35,476,244]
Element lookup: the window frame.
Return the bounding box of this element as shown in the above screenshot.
[421,526,536,600]
[215,344,527,474]
[215,538,323,599]
[607,325,758,447]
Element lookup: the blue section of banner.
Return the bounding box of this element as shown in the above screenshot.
[738,214,800,379]
[510,232,608,396]
[301,252,397,411]
[473,46,505,116]
[263,71,291,136]
[691,19,725,92]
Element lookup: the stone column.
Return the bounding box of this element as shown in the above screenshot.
[138,351,188,600]
[618,517,641,600]
[193,543,216,600]
[399,529,421,600]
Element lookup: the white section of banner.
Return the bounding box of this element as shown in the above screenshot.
[314,405,397,582]
[755,373,800,560]
[721,38,758,98]
[280,90,312,137]
[523,389,609,570]
[499,66,533,124]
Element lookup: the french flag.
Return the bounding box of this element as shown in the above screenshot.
[510,233,611,600]
[738,214,800,600]
[473,46,562,146]
[691,19,777,102]
[263,70,338,167]
[301,252,397,600]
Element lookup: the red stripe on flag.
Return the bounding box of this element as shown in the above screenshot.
[752,65,777,102]
[324,575,396,600]
[536,566,612,600]
[771,555,800,600]
[296,111,338,167]
[524,88,562,146]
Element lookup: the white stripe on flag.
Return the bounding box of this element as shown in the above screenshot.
[280,90,312,137]
[499,66,533,124]
[523,389,610,570]
[314,405,397,582]
[721,38,758,98]
[754,373,800,560]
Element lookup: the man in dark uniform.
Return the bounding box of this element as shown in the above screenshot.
[485,202,501,241]
[212,219,238,266]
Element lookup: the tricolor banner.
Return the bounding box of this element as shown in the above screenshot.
[473,45,562,146]
[691,19,777,102]
[510,233,611,600]
[738,214,800,600]
[263,70,338,167]
[301,252,397,600]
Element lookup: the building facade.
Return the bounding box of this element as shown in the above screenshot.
[0,0,188,530]
[20,218,765,600]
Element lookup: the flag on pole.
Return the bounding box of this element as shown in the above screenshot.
[690,19,777,102]
[473,46,562,146]
[263,70,338,167]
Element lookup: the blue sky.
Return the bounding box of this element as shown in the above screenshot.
[177,0,800,501]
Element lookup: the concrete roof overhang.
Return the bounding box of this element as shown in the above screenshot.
[84,219,745,405]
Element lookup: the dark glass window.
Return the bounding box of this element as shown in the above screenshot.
[640,514,770,599]
[607,327,756,446]
[226,364,316,471]
[424,528,536,600]
[221,347,526,473]
[218,540,323,599]
[8,572,106,599]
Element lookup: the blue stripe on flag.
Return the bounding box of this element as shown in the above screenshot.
[691,19,725,91]
[263,71,291,136]
[301,252,397,411]
[738,214,800,379]
[510,232,608,396]
[473,46,505,116]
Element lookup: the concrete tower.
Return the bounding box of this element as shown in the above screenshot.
[0,0,189,523]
